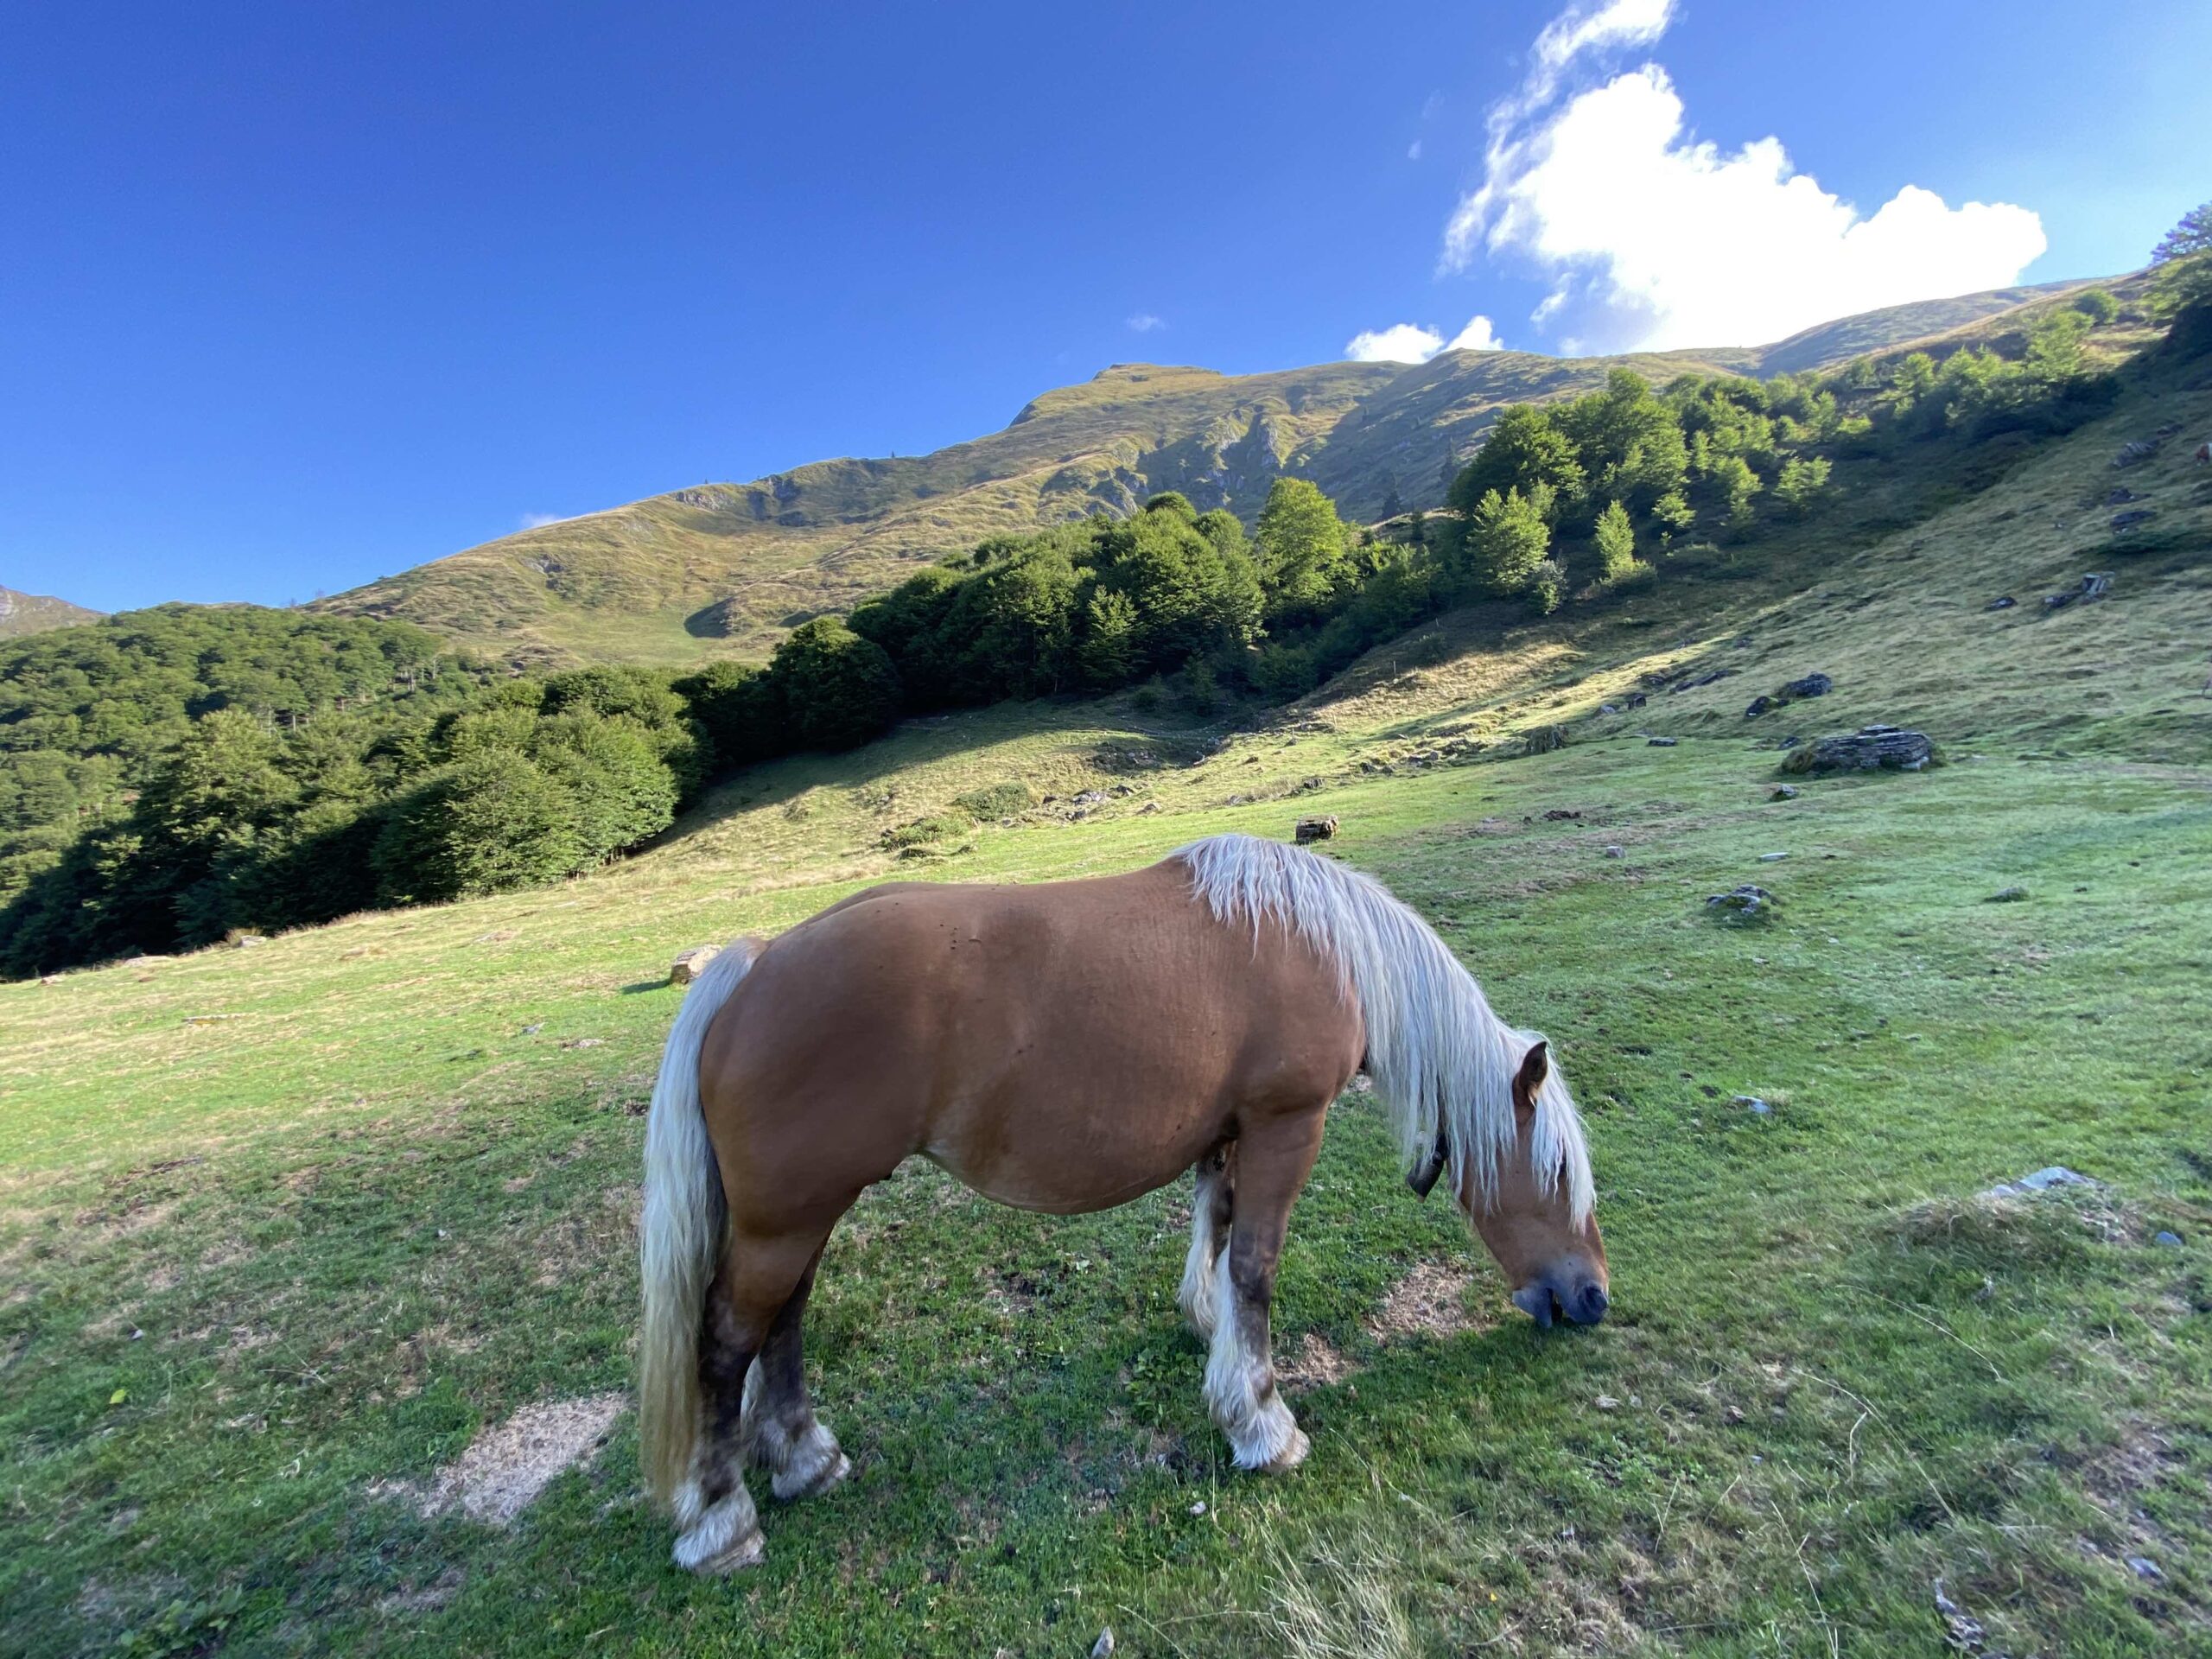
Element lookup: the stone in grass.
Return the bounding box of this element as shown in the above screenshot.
[2154,1230,2183,1247]
[1733,1095,1773,1116]
[1092,1630,1117,1658]
[2126,1556,2164,1582]
[1648,735,1678,747]
[1294,815,1338,844]
[1985,886,2030,903]
[1783,673,1833,699]
[1781,725,1934,774]
[1770,785,1799,800]
[1706,885,1776,923]
[1984,1165,2096,1198]
[670,944,722,986]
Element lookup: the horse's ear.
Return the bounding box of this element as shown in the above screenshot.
[1405,1130,1449,1199]
[1514,1040,1549,1110]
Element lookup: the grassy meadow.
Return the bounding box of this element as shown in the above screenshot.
[5,360,2211,1656]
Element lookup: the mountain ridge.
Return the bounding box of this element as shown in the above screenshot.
[315,278,2100,666]
[0,585,102,639]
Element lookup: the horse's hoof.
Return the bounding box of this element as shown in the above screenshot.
[776,1449,850,1503]
[1259,1428,1311,1475]
[672,1491,765,1574]
[689,1529,766,1575]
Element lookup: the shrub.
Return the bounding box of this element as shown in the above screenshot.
[772,619,903,750]
[1593,500,1638,582]
[372,749,582,905]
[2070,288,2120,325]
[951,781,1033,819]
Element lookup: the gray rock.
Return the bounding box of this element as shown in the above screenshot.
[1782,673,1833,698]
[1986,595,2017,611]
[1603,845,1624,859]
[1648,735,1678,747]
[1759,852,1789,862]
[1733,1095,1773,1116]
[1986,1166,2096,1198]
[1770,785,1799,800]
[2112,438,2161,468]
[1523,724,1569,755]
[2126,1555,2163,1582]
[1745,695,1777,718]
[1294,815,1338,844]
[2155,1230,2183,1247]
[2043,572,2111,611]
[1985,886,2029,903]
[1783,726,1934,774]
[2109,509,2157,533]
[1706,885,1776,923]
[2106,487,2141,505]
[1092,1630,1117,1658]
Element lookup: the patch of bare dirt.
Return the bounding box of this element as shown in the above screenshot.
[372,1393,626,1526]
[1276,1331,1357,1390]
[1366,1261,1494,1341]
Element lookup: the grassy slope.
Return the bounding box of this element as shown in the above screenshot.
[5,350,2210,1657]
[311,284,2094,669]
[0,585,104,639]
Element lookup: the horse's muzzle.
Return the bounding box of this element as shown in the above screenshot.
[1512,1279,1609,1329]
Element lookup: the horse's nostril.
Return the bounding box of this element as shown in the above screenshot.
[1576,1285,1610,1325]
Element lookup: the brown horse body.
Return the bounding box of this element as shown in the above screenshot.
[639,834,1605,1573]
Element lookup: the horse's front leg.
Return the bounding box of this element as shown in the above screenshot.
[1201,1110,1325,1473]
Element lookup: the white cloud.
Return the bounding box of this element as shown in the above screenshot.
[1445,315,1504,352]
[1126,312,1165,333]
[1346,315,1504,363]
[519,511,565,530]
[1444,3,2046,352]
[1407,138,1424,161]
[1345,322,1443,363]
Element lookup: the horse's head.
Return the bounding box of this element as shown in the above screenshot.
[1408,1038,1609,1328]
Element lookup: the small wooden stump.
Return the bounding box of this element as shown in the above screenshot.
[670,945,722,986]
[1294,816,1338,845]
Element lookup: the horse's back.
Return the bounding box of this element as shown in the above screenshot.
[697,859,1362,1220]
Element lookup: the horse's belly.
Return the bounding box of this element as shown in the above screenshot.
[922,1075,1230,1216]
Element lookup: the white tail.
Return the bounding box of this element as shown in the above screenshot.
[638,938,760,1508]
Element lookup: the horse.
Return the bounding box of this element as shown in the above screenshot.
[637,831,1606,1573]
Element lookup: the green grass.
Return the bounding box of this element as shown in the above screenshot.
[6,343,2212,1656]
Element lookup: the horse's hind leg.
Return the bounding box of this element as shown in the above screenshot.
[741,1243,851,1501]
[1202,1113,1324,1474]
[1178,1142,1236,1338]
[673,1229,825,1573]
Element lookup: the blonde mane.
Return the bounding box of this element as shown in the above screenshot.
[1173,832,1593,1223]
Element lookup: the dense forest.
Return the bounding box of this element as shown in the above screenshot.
[3,259,2201,978]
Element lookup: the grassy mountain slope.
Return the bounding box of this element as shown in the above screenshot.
[6,311,2209,1656]
[0,584,102,639]
[318,283,2105,668]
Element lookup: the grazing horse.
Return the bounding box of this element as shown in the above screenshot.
[638,832,1605,1573]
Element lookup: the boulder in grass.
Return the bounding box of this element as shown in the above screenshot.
[1781,725,1934,774]
[1294,816,1338,845]
[1782,672,1833,699]
[1705,885,1776,924]
[670,945,722,987]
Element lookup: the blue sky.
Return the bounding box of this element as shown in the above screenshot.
[3,0,2206,615]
